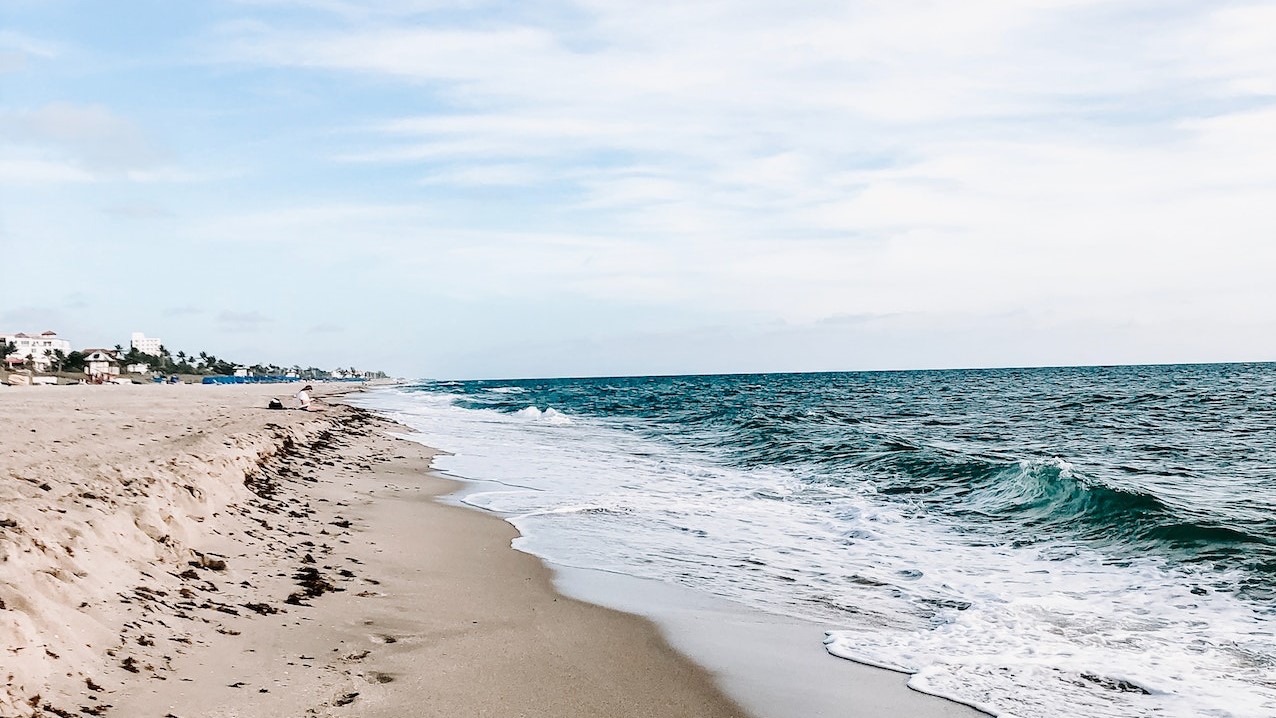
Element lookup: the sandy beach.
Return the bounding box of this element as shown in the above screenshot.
[1,383,981,718]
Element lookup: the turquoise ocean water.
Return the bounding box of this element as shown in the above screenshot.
[355,364,1275,717]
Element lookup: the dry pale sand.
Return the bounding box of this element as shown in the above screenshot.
[1,382,983,718]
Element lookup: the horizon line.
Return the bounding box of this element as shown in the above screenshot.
[402,358,1276,384]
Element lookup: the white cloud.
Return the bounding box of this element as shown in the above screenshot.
[0,158,95,184]
[1179,3,1276,95]
[0,29,63,61]
[205,1,1276,342]
[102,202,175,220]
[418,163,542,186]
[189,203,440,246]
[224,0,469,18]
[0,103,171,178]
[217,310,274,331]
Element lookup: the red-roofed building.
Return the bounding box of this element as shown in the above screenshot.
[1,330,72,371]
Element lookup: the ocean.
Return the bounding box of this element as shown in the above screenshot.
[353,364,1276,718]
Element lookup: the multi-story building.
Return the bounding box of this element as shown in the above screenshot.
[130,332,162,357]
[1,330,73,371]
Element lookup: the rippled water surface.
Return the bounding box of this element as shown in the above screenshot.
[355,364,1276,718]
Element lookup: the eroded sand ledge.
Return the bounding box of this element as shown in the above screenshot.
[0,384,746,718]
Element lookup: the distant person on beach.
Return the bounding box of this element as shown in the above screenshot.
[295,384,324,411]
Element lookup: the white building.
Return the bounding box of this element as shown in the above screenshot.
[82,349,121,377]
[1,330,73,371]
[130,332,162,357]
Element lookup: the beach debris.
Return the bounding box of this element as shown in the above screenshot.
[242,602,278,615]
[120,656,139,673]
[1078,673,1152,695]
[293,566,339,597]
[190,551,227,571]
[333,692,359,706]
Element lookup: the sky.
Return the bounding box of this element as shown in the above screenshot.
[2,0,1275,379]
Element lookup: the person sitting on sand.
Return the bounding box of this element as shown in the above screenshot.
[295,384,325,411]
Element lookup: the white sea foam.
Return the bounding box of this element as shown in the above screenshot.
[350,387,1276,718]
[513,405,573,425]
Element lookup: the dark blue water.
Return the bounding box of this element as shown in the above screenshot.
[368,362,1276,717]
[449,364,1276,597]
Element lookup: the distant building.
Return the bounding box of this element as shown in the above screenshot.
[125,363,151,374]
[233,366,252,377]
[82,349,121,377]
[130,332,162,357]
[1,330,73,371]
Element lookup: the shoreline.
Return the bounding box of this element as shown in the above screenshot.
[2,383,985,718]
[430,458,988,718]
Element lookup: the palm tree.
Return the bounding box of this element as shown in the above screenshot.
[65,350,86,373]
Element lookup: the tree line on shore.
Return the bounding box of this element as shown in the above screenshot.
[1,341,386,380]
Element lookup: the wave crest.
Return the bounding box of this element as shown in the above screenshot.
[513,405,573,425]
